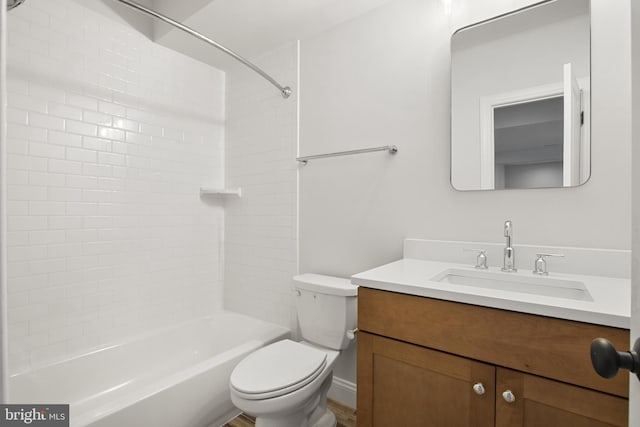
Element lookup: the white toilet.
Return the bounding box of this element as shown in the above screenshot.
[229,273,358,427]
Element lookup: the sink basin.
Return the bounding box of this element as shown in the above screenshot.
[430,269,593,301]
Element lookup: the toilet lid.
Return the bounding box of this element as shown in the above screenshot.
[230,340,327,399]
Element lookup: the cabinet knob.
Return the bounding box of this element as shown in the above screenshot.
[590,337,640,381]
[502,390,516,403]
[472,383,485,395]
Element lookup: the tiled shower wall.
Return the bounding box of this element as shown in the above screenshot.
[5,0,225,373]
[224,42,298,329]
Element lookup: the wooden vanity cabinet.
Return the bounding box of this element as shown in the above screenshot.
[358,331,495,427]
[357,288,630,427]
[495,368,628,427]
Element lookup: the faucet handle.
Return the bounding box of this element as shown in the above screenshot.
[533,253,565,275]
[504,220,513,237]
[463,248,488,269]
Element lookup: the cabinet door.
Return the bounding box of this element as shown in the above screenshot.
[357,331,495,427]
[495,368,628,427]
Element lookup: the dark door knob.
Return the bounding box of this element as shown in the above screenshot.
[590,337,640,380]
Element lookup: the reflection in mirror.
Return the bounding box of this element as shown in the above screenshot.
[494,97,564,189]
[451,0,590,191]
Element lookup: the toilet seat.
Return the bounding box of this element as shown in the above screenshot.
[230,340,328,400]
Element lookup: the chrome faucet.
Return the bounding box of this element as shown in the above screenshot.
[502,220,517,272]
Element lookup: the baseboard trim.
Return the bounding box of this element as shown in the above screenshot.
[328,376,356,409]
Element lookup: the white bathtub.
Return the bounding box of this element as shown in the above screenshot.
[9,311,290,427]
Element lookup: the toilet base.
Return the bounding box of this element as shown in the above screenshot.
[312,409,337,427]
[252,374,335,427]
[254,408,336,427]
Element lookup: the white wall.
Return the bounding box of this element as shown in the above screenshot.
[223,42,298,329]
[151,0,213,39]
[503,162,563,189]
[299,0,631,387]
[71,0,155,39]
[5,0,225,373]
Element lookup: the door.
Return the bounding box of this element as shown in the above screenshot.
[495,368,628,427]
[563,62,582,187]
[357,331,495,427]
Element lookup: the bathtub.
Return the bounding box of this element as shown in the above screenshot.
[9,311,290,427]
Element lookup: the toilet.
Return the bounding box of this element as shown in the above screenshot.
[229,273,358,427]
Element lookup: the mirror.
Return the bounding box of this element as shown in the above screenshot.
[451,0,590,191]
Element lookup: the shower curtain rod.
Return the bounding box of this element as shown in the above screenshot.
[111,0,292,99]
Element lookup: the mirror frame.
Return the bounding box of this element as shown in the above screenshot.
[449,0,592,192]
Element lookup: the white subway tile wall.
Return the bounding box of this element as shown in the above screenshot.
[6,0,225,372]
[224,42,298,329]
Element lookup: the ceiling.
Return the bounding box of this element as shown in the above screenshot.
[153,0,395,70]
[100,0,396,70]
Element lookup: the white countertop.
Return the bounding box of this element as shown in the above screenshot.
[351,258,631,329]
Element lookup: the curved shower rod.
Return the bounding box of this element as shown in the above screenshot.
[111,0,292,99]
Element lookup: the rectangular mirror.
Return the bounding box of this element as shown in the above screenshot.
[451,0,590,191]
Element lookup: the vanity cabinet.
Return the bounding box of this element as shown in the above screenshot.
[357,288,629,427]
[359,332,495,426]
[494,367,627,426]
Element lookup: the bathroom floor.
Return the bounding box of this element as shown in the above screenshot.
[224,399,357,427]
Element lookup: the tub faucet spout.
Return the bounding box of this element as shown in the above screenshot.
[502,220,517,272]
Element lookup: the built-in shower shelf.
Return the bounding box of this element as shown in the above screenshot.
[199,187,242,197]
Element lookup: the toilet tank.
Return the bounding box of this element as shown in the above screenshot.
[293,274,358,351]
